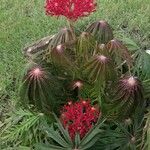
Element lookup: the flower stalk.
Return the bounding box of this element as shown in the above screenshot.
[67,19,76,40]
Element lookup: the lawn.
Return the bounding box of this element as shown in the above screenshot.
[0,0,150,149]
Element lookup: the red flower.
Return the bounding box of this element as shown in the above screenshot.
[60,99,100,140]
[45,0,97,21]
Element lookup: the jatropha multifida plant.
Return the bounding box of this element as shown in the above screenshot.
[19,0,149,149]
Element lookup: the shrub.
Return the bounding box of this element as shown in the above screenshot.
[2,0,150,149]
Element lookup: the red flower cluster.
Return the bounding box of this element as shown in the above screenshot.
[45,0,97,21]
[60,100,100,140]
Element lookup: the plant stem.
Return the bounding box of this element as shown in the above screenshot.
[67,19,76,40]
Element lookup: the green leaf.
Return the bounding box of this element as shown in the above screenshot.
[53,113,73,146]
[20,65,64,114]
[86,21,114,44]
[35,143,67,150]
[81,134,100,150]
[0,109,46,147]
[42,123,70,148]
[17,146,31,150]
[78,119,105,149]
[121,37,139,52]
[143,79,150,99]
[134,50,150,78]
[74,133,81,148]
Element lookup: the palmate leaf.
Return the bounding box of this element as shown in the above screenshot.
[76,32,96,62]
[35,114,104,150]
[108,76,144,120]
[106,38,132,67]
[83,54,116,105]
[35,114,73,150]
[119,36,140,52]
[143,79,150,99]
[79,83,100,104]
[134,50,150,79]
[86,20,114,44]
[20,64,63,114]
[23,36,54,62]
[40,124,71,148]
[44,27,76,65]
[84,54,116,84]
[50,44,74,69]
[78,118,105,150]
[53,113,73,146]
[48,28,76,49]
[45,44,77,75]
[90,107,145,150]
[78,82,104,105]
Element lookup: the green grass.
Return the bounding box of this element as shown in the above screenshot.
[0,0,150,110]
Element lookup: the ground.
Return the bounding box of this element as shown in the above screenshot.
[0,0,150,116]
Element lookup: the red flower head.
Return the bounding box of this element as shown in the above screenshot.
[60,99,100,140]
[45,0,97,21]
